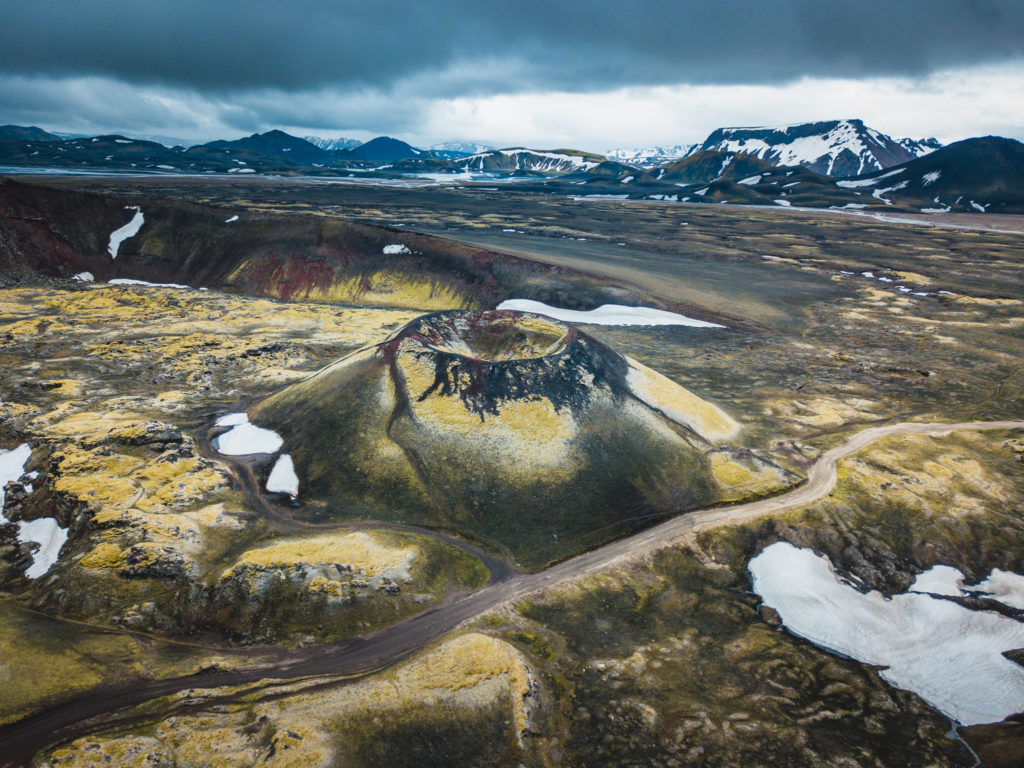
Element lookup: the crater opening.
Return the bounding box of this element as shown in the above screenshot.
[415,310,571,362]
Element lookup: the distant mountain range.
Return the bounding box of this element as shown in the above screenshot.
[603,145,697,167]
[430,141,495,158]
[1,121,1020,213]
[303,135,362,151]
[453,148,605,174]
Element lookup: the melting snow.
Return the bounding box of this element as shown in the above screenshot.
[910,565,964,596]
[496,299,724,328]
[109,279,188,289]
[72,272,94,282]
[967,570,1024,610]
[836,168,906,189]
[382,244,412,255]
[266,454,299,496]
[750,542,1024,726]
[107,206,144,259]
[213,413,283,455]
[215,412,249,427]
[0,444,67,578]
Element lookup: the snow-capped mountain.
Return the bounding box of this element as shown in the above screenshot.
[430,141,495,156]
[692,119,932,177]
[303,135,363,151]
[897,137,943,158]
[454,148,605,174]
[604,145,696,168]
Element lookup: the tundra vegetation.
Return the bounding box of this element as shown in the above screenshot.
[0,175,1021,767]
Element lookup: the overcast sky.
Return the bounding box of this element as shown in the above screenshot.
[1,0,1023,150]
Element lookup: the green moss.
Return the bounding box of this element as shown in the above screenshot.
[330,700,523,768]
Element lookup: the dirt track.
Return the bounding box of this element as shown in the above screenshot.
[2,419,1022,767]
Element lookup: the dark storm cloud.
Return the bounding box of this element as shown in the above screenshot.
[2,0,1023,94]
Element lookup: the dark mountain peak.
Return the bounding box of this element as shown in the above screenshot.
[0,125,62,142]
[347,136,422,163]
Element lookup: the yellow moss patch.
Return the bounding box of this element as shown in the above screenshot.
[44,379,83,397]
[80,542,127,571]
[49,736,171,768]
[838,433,1012,513]
[42,411,146,443]
[767,395,879,428]
[230,263,478,310]
[708,452,788,501]
[0,400,37,424]
[625,357,739,443]
[224,531,417,579]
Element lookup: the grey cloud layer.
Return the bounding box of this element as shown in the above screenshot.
[2,0,1023,94]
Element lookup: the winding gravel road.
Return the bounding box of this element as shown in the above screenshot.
[2,419,1021,767]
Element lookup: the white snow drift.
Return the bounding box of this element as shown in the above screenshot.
[750,542,1024,726]
[496,299,724,328]
[107,206,145,259]
[213,413,283,455]
[266,454,299,496]
[0,444,67,578]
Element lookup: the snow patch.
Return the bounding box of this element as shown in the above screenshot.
[750,542,1024,726]
[737,175,762,185]
[967,570,1024,610]
[773,199,792,207]
[496,299,724,328]
[382,243,412,255]
[107,206,144,259]
[213,413,283,455]
[910,565,964,596]
[225,215,239,223]
[72,272,94,282]
[266,454,299,496]
[109,279,188,289]
[921,170,941,186]
[0,444,67,578]
[836,168,906,189]
[215,412,250,427]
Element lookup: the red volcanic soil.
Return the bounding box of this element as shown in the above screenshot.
[0,176,673,313]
